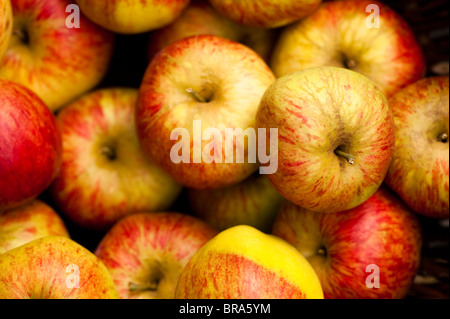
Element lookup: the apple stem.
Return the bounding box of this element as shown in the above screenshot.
[129,281,158,292]
[186,88,207,103]
[439,132,448,143]
[334,148,356,165]
[346,60,356,69]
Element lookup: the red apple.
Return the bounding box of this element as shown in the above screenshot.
[0,0,12,61]
[188,173,284,232]
[271,0,426,97]
[0,0,114,111]
[136,35,276,190]
[0,79,62,211]
[0,236,119,298]
[208,0,322,29]
[50,88,182,231]
[95,212,218,299]
[147,1,276,62]
[255,66,395,213]
[272,186,423,299]
[385,76,449,219]
[0,199,69,254]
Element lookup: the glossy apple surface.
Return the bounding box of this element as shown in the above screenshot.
[0,79,62,211]
[0,0,12,61]
[75,0,190,34]
[0,199,69,254]
[385,76,449,219]
[136,35,276,189]
[147,1,276,62]
[256,66,394,213]
[208,0,322,28]
[0,0,114,111]
[0,236,119,299]
[272,186,423,299]
[175,225,324,299]
[189,173,284,232]
[50,88,182,230]
[271,0,426,97]
[95,212,218,299]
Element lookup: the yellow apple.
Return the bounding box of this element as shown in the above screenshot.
[0,0,12,61]
[0,236,118,298]
[175,225,324,299]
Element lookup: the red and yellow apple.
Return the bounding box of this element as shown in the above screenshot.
[385,76,449,219]
[147,1,276,62]
[0,0,12,61]
[271,0,426,97]
[95,212,218,299]
[0,0,114,111]
[0,199,69,254]
[0,236,118,298]
[50,88,182,231]
[75,0,190,34]
[175,225,324,299]
[136,35,276,189]
[272,186,423,299]
[208,0,322,29]
[188,173,284,232]
[256,66,394,213]
[0,79,62,211]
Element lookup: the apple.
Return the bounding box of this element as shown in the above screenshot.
[0,236,119,298]
[270,0,426,97]
[95,212,218,299]
[272,186,423,299]
[0,0,12,61]
[0,79,62,211]
[188,173,284,232]
[147,0,276,62]
[0,199,69,254]
[175,225,324,298]
[50,88,183,231]
[255,66,395,213]
[75,0,190,34]
[384,76,449,219]
[208,0,322,29]
[0,0,114,111]
[136,34,276,190]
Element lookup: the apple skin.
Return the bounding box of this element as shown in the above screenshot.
[0,0,114,111]
[208,0,322,29]
[175,225,324,299]
[270,0,426,98]
[384,77,449,219]
[136,35,276,190]
[147,0,276,62]
[0,0,12,61]
[0,236,119,298]
[75,0,190,34]
[255,66,395,213]
[272,186,423,299]
[188,173,284,232]
[50,88,183,231]
[95,212,218,299]
[0,199,69,254]
[0,79,62,211]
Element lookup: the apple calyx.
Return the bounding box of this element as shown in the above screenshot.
[186,88,208,103]
[13,28,29,45]
[100,145,117,161]
[341,53,356,70]
[334,148,356,165]
[128,281,159,292]
[317,247,327,257]
[439,132,448,143]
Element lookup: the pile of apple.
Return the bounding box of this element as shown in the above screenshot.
[0,0,448,300]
